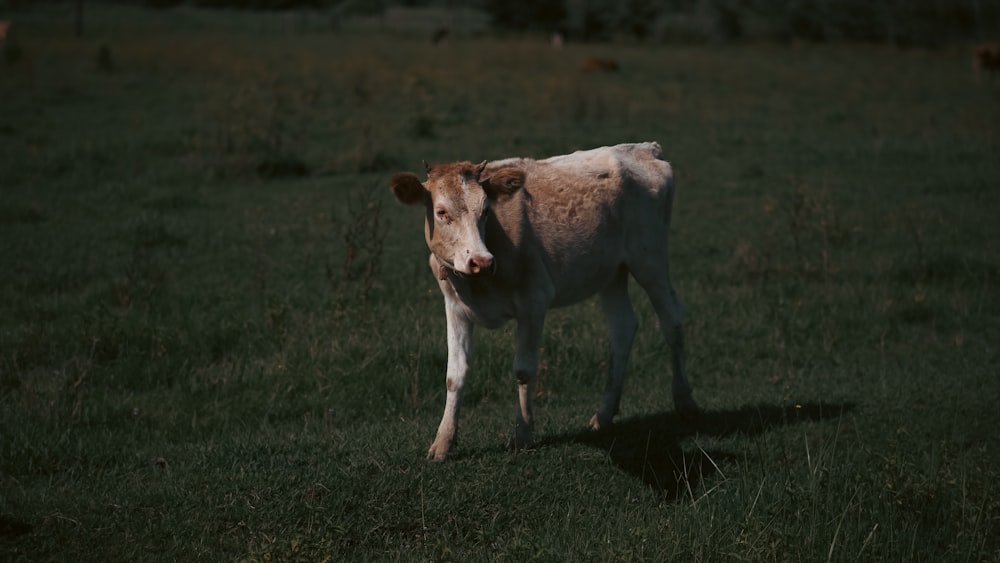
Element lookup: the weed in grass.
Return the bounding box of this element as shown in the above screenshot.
[328,182,387,312]
[784,181,849,279]
[95,42,114,72]
[410,111,437,139]
[730,239,773,284]
[351,70,372,106]
[195,76,312,179]
[0,204,46,226]
[256,154,310,179]
[326,124,400,174]
[2,34,24,66]
[731,178,854,290]
[121,214,184,308]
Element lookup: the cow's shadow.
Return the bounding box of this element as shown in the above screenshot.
[539,402,855,501]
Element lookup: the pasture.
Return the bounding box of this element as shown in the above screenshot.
[1,6,999,561]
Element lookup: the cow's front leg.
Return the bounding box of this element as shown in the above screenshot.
[428,290,473,462]
[511,313,545,450]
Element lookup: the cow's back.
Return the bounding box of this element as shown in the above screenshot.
[483,142,674,307]
[502,142,673,239]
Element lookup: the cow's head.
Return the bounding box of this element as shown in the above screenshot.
[390,160,524,277]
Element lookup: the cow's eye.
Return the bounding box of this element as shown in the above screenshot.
[435,208,449,221]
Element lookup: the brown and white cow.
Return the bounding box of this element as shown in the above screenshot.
[973,43,1000,78]
[579,56,620,73]
[390,142,698,461]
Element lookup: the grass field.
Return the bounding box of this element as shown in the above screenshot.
[2,5,999,561]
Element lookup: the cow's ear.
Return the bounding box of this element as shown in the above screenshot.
[479,168,525,199]
[390,172,428,205]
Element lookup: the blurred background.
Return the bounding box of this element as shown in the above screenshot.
[3,0,999,46]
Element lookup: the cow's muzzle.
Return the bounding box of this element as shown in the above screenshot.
[434,254,496,279]
[467,254,495,276]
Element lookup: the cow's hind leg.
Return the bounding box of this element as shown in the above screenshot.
[590,267,638,431]
[631,264,699,418]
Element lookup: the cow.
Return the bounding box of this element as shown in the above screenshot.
[551,31,565,49]
[973,43,1000,78]
[390,142,698,461]
[579,56,620,73]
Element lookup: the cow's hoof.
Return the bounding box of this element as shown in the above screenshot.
[507,431,535,452]
[426,442,450,462]
[675,395,701,420]
[506,438,535,452]
[588,414,613,431]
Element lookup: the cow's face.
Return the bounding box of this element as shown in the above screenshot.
[390,161,524,277]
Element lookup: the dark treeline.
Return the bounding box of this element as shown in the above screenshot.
[14,0,999,46]
[489,0,997,45]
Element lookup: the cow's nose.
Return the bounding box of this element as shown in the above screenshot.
[468,254,494,275]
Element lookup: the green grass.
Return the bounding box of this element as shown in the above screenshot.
[2,6,999,561]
